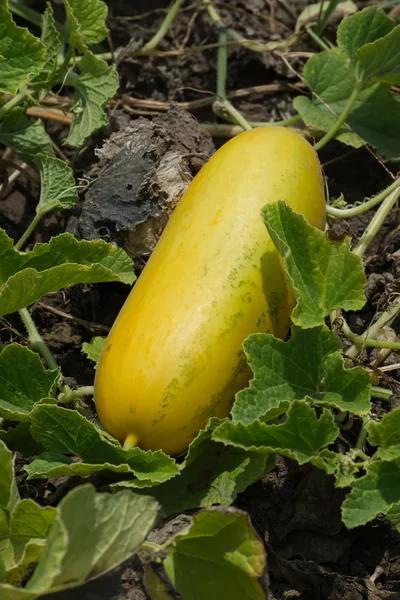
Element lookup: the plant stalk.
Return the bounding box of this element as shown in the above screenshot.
[202,0,223,25]
[19,308,59,370]
[352,186,400,258]
[370,387,392,401]
[139,0,186,54]
[0,89,28,120]
[314,81,363,151]
[58,386,95,404]
[305,24,331,51]
[326,178,400,218]
[14,213,43,251]
[356,415,371,450]
[345,296,400,359]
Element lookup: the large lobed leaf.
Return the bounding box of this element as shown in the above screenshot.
[262,201,366,327]
[232,325,370,424]
[113,419,271,517]
[0,230,135,316]
[27,404,179,485]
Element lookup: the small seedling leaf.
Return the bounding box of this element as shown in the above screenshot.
[82,336,106,366]
[262,202,366,327]
[65,51,119,147]
[35,154,79,216]
[163,508,266,600]
[0,344,59,422]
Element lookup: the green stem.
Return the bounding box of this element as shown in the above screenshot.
[139,0,186,54]
[370,387,392,401]
[356,415,371,450]
[0,90,28,120]
[251,114,302,127]
[58,386,94,404]
[19,308,59,370]
[9,0,42,27]
[305,24,331,51]
[217,30,228,100]
[213,30,253,131]
[326,178,400,218]
[202,0,223,25]
[14,212,43,251]
[56,45,76,86]
[68,52,113,65]
[352,186,400,258]
[341,317,400,351]
[314,81,363,151]
[217,101,253,130]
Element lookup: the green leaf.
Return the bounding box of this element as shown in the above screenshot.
[0,0,45,93]
[63,0,108,45]
[143,565,175,600]
[342,459,400,528]
[213,400,339,472]
[114,420,270,517]
[9,499,55,539]
[29,404,179,484]
[0,110,53,166]
[357,26,400,85]
[25,451,136,480]
[233,325,370,424]
[387,502,400,532]
[0,440,19,511]
[262,202,366,327]
[0,231,134,316]
[4,538,46,588]
[294,48,400,157]
[368,408,400,461]
[293,96,361,149]
[0,422,44,456]
[65,52,119,147]
[31,3,61,91]
[82,336,106,366]
[337,6,394,61]
[0,582,39,598]
[163,508,266,600]
[28,484,159,591]
[0,344,59,422]
[35,154,78,216]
